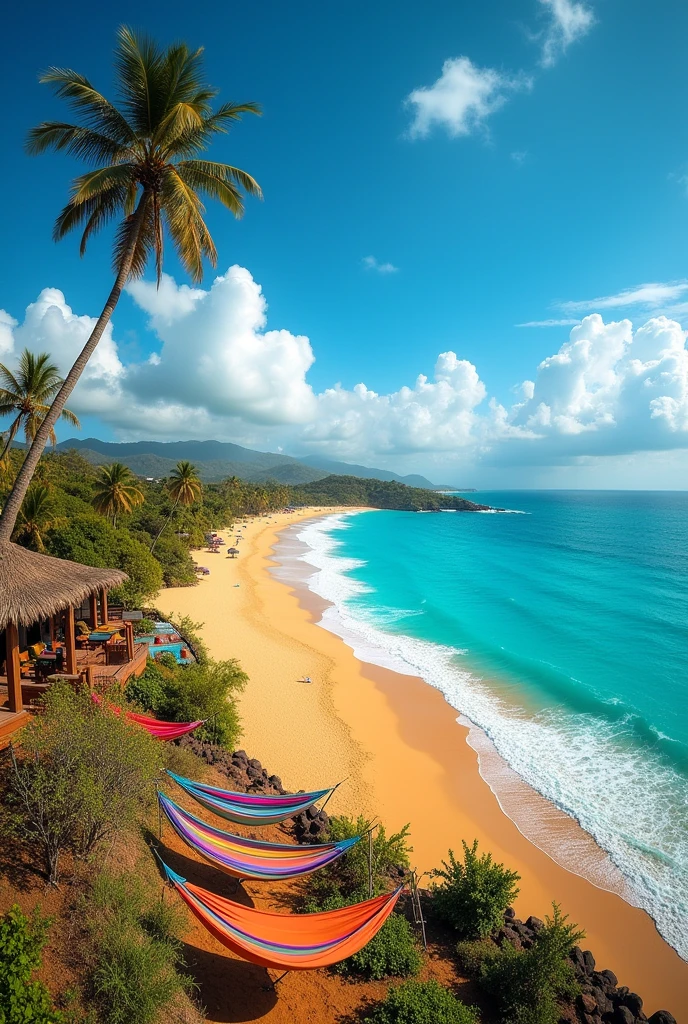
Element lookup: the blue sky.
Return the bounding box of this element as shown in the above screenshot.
[2,0,688,487]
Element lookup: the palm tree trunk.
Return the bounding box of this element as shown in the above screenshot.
[0,196,150,542]
[150,495,180,553]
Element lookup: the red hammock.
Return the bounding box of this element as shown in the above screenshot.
[92,695,202,740]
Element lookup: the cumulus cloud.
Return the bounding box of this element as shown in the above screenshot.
[538,0,595,67]
[362,256,399,274]
[2,274,688,473]
[406,57,531,139]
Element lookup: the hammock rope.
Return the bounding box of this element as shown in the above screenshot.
[166,770,337,826]
[158,856,404,971]
[157,792,360,880]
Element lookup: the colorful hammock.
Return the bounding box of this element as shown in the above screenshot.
[92,695,202,741]
[158,792,359,880]
[159,858,403,970]
[166,770,335,826]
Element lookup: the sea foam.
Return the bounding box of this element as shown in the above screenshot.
[292,512,688,961]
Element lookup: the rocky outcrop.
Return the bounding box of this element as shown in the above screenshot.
[174,735,331,838]
[495,909,677,1024]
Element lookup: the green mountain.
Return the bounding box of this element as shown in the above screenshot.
[52,438,455,489]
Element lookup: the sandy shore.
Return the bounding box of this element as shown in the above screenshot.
[159,508,688,1018]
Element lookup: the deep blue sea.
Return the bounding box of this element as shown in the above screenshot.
[294,493,688,958]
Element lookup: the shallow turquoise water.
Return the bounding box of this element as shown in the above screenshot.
[296,493,688,958]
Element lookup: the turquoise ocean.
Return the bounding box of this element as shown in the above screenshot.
[291,493,688,959]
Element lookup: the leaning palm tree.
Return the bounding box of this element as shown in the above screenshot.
[14,484,66,552]
[92,462,144,527]
[0,350,80,462]
[0,26,261,542]
[150,460,201,552]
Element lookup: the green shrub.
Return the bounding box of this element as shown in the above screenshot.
[124,663,167,712]
[152,535,197,586]
[480,904,584,1024]
[157,659,246,747]
[455,938,500,977]
[307,816,411,901]
[363,980,479,1024]
[9,683,161,882]
[133,618,156,636]
[0,904,62,1024]
[83,869,193,1024]
[431,840,520,938]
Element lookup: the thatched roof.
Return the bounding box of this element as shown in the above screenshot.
[0,542,127,631]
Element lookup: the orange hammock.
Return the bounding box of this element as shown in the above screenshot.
[160,858,403,971]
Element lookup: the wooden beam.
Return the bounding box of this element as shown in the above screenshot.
[64,606,77,675]
[125,622,135,663]
[5,622,22,714]
[100,588,109,626]
[89,593,99,629]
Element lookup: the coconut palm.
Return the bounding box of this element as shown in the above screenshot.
[0,350,80,462]
[0,26,261,541]
[14,484,66,552]
[150,460,201,552]
[92,462,144,527]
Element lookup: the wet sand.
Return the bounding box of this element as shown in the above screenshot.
[159,508,688,1018]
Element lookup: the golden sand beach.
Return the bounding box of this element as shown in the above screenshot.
[159,508,688,1018]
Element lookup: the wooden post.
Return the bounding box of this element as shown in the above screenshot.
[100,588,109,626]
[49,615,56,645]
[64,606,77,674]
[125,622,135,663]
[368,830,374,899]
[89,593,99,629]
[5,621,22,713]
[85,665,94,691]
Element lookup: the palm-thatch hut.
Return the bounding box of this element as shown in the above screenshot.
[0,542,127,729]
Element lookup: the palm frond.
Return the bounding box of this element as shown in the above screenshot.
[25,122,130,164]
[114,26,167,135]
[38,68,136,144]
[69,163,136,203]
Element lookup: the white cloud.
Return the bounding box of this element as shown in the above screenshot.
[511,150,528,165]
[2,275,688,477]
[362,256,399,274]
[126,274,205,329]
[539,0,595,67]
[516,318,581,328]
[406,57,531,139]
[561,281,688,313]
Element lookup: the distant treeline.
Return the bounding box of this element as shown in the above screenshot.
[0,450,486,608]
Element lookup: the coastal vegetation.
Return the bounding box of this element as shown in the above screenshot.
[0,904,61,1024]
[431,841,522,938]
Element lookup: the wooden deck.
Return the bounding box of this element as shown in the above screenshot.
[0,640,150,748]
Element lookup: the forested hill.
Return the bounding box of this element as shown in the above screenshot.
[290,475,490,511]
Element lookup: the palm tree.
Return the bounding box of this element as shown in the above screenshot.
[150,460,201,552]
[0,350,80,462]
[92,462,144,527]
[14,484,66,552]
[0,27,261,542]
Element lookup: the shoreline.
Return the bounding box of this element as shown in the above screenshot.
[159,507,688,1018]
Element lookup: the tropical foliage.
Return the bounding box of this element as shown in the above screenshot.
[431,840,521,938]
[363,980,479,1024]
[92,463,145,525]
[0,349,79,461]
[150,460,202,552]
[0,905,62,1024]
[0,26,261,540]
[13,483,65,551]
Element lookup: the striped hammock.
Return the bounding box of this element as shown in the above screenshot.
[92,695,202,740]
[158,792,359,880]
[159,858,403,971]
[166,770,335,826]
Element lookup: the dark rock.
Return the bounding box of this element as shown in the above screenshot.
[614,1009,635,1024]
[232,749,248,762]
[592,988,613,1016]
[268,775,283,789]
[306,805,320,820]
[599,969,619,989]
[247,757,262,769]
[647,1014,677,1024]
[570,945,586,972]
[583,950,596,974]
[582,1016,598,1024]
[504,907,516,920]
[526,915,544,933]
[577,993,598,1016]
[245,766,262,780]
[621,994,643,1017]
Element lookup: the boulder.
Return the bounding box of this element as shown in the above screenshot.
[577,993,598,1016]
[504,907,516,920]
[599,969,619,989]
[526,915,544,933]
[592,988,613,1016]
[647,1014,677,1024]
[247,757,262,769]
[614,1008,635,1024]
[621,994,643,1017]
[583,950,596,974]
